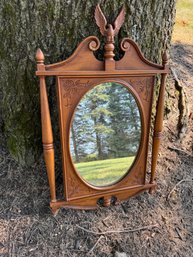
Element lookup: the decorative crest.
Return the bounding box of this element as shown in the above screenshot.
[95,4,125,40]
[95,4,125,68]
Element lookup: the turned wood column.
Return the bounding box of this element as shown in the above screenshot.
[36,49,56,202]
[150,52,168,193]
[104,24,115,71]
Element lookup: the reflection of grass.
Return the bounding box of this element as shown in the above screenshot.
[172,0,193,44]
[74,156,135,186]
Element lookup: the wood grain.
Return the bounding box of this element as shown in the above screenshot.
[36,49,56,203]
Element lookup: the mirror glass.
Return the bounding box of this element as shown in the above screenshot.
[70,82,141,187]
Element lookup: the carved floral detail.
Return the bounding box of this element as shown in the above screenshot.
[133,166,144,184]
[129,78,153,102]
[68,176,80,197]
[122,165,144,186]
[68,174,93,198]
[61,79,91,108]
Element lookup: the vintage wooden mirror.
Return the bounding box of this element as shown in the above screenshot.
[36,4,169,213]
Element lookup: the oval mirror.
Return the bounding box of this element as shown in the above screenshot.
[70,82,141,187]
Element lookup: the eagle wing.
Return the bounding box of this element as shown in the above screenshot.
[114,6,125,36]
[95,4,107,36]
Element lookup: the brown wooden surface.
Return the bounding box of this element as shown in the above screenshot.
[36,49,56,203]
[58,76,153,202]
[150,52,169,193]
[35,4,169,213]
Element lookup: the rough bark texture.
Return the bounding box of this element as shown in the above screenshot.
[0,0,176,165]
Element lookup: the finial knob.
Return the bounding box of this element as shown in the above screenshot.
[162,50,169,66]
[36,48,45,64]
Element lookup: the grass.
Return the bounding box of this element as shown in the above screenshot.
[172,0,193,44]
[74,156,135,186]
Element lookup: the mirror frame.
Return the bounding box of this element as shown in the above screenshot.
[36,4,169,213]
[69,80,144,188]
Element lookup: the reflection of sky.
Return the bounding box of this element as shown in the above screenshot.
[70,82,141,160]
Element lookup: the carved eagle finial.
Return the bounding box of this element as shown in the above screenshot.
[94,4,107,36]
[94,4,125,38]
[113,6,125,36]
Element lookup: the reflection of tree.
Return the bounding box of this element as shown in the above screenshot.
[86,84,113,160]
[108,84,129,158]
[71,123,79,162]
[70,83,141,163]
[70,103,95,162]
[127,94,141,153]
[106,84,141,158]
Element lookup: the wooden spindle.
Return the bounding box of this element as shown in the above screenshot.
[36,49,56,203]
[103,196,111,207]
[149,51,168,193]
[104,24,115,71]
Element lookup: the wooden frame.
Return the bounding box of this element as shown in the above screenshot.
[36,4,169,213]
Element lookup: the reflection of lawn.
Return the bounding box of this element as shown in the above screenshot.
[74,156,135,186]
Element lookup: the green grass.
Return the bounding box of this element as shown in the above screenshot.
[75,156,135,186]
[172,0,193,44]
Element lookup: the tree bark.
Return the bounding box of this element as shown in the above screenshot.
[0,0,176,165]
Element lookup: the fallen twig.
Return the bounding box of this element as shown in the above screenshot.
[87,235,103,255]
[175,227,183,241]
[168,146,193,157]
[76,224,159,235]
[167,179,193,200]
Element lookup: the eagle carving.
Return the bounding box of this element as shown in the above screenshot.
[95,4,125,42]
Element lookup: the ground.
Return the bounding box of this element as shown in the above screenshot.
[0,2,193,257]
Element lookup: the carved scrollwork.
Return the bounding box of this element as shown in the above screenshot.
[120,38,131,52]
[88,37,100,51]
[61,79,91,108]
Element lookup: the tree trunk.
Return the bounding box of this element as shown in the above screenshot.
[93,116,103,160]
[0,0,176,165]
[96,133,103,160]
[71,124,79,163]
